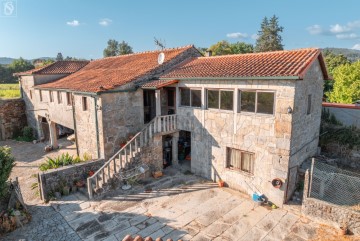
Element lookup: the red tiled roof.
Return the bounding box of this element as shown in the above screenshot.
[322,102,360,110]
[141,79,178,89]
[161,48,329,80]
[14,61,89,76]
[37,46,195,93]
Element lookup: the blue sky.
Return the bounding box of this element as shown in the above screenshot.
[1,0,360,59]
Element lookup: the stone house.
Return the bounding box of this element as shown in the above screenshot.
[16,46,329,206]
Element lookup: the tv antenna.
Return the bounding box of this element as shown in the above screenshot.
[154,37,166,50]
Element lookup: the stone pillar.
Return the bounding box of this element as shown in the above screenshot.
[49,121,58,148]
[175,86,180,113]
[155,89,161,116]
[172,132,179,166]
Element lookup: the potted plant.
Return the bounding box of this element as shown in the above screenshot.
[218,179,225,187]
[339,221,348,235]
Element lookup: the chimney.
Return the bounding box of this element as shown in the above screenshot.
[205,50,212,57]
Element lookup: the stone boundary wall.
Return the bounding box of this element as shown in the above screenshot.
[38,159,104,200]
[0,98,27,140]
[322,103,360,129]
[302,170,360,235]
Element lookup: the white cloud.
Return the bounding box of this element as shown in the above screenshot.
[347,20,360,29]
[352,44,360,50]
[99,18,112,26]
[307,25,324,35]
[336,33,358,39]
[226,32,248,39]
[330,24,351,34]
[66,20,80,27]
[251,34,259,40]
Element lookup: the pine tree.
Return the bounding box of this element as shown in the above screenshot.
[255,15,284,52]
[56,52,64,61]
[118,41,133,55]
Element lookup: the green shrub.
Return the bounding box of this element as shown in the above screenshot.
[0,146,15,199]
[15,126,35,142]
[39,153,86,171]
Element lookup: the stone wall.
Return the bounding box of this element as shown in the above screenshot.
[38,159,104,201]
[302,170,360,235]
[139,134,163,173]
[0,98,27,140]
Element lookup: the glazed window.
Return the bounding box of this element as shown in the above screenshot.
[226,148,254,174]
[57,91,62,104]
[307,94,312,115]
[180,88,201,108]
[49,91,54,102]
[239,90,275,115]
[82,97,87,111]
[207,89,233,111]
[66,92,72,106]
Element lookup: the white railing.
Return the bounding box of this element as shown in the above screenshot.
[87,114,177,199]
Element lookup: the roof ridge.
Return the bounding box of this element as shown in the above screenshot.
[199,48,320,59]
[92,45,194,62]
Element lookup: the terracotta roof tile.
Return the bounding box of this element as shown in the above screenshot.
[14,61,89,76]
[37,46,194,93]
[141,79,178,89]
[161,48,329,80]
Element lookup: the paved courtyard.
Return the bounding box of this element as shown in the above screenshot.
[1,140,358,241]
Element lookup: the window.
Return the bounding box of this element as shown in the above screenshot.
[39,90,43,102]
[57,91,62,104]
[226,148,254,174]
[82,97,88,111]
[239,90,275,115]
[180,88,201,108]
[207,89,233,110]
[66,92,72,106]
[29,90,32,100]
[307,94,312,115]
[49,91,54,102]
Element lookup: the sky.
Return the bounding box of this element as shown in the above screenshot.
[1,0,360,59]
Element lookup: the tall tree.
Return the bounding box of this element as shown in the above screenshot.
[56,52,64,61]
[9,57,34,73]
[327,61,360,104]
[118,41,133,55]
[254,15,284,52]
[103,39,119,57]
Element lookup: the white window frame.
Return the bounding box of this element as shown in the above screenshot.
[238,89,275,115]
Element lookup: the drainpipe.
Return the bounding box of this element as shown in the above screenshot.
[71,94,80,156]
[94,97,100,159]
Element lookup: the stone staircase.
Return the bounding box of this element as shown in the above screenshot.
[87,115,178,199]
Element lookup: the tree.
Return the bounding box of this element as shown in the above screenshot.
[0,146,15,199]
[323,51,351,94]
[8,57,34,74]
[254,15,284,52]
[230,42,254,54]
[208,40,233,56]
[103,39,119,57]
[56,52,64,61]
[0,65,13,83]
[327,61,360,104]
[118,41,133,55]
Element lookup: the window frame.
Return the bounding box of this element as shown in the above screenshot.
[57,91,62,104]
[226,147,255,175]
[82,96,88,111]
[49,91,54,102]
[307,94,312,115]
[66,92,72,106]
[179,87,202,108]
[39,90,43,102]
[206,89,234,111]
[238,89,275,115]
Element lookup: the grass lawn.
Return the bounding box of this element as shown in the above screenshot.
[0,83,20,98]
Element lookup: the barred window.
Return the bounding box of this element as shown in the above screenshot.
[226,148,254,174]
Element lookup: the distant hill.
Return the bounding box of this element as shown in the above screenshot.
[322,48,360,62]
[0,57,53,65]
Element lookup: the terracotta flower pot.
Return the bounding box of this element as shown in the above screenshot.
[218,180,225,187]
[339,227,347,235]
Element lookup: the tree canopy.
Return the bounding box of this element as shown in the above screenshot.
[8,57,34,74]
[327,61,360,104]
[208,40,254,56]
[103,39,133,57]
[254,15,284,52]
[56,52,64,61]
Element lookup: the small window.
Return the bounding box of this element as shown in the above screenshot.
[82,97,88,111]
[207,89,233,111]
[57,91,62,104]
[226,148,254,174]
[49,91,54,102]
[180,88,201,108]
[307,94,312,115]
[239,90,275,115]
[39,90,43,102]
[29,90,33,100]
[66,92,72,106]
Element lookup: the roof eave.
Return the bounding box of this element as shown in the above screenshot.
[159,76,301,81]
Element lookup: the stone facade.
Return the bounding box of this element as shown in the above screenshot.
[173,59,324,207]
[139,134,163,172]
[302,170,360,235]
[0,98,27,140]
[38,159,104,200]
